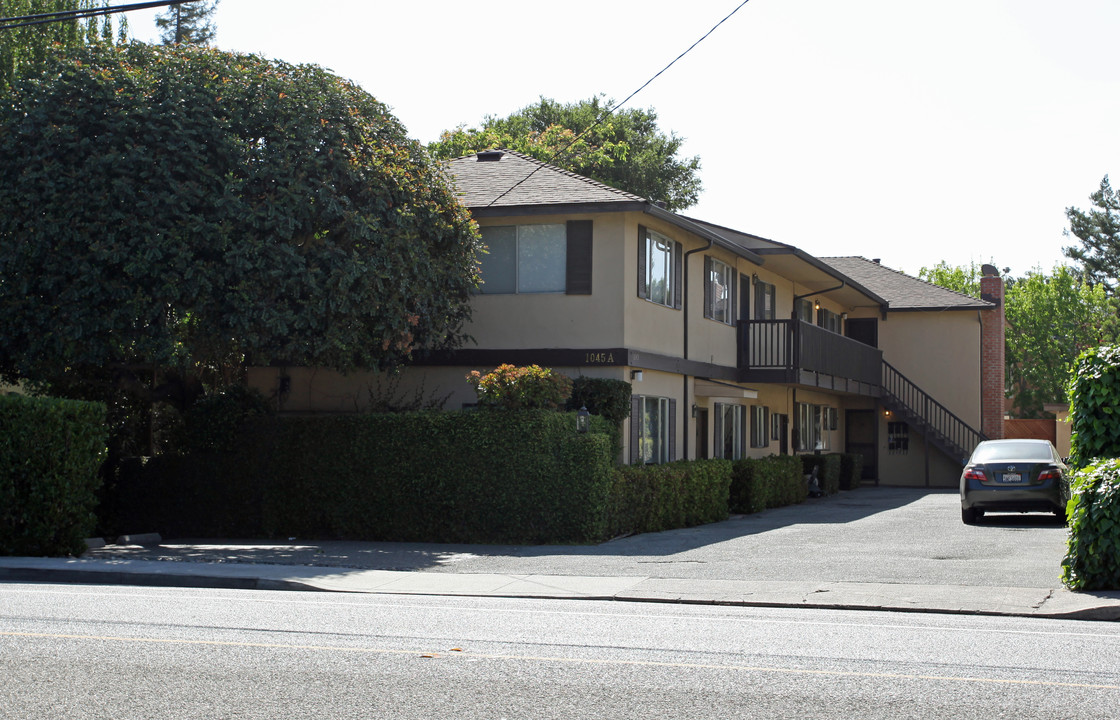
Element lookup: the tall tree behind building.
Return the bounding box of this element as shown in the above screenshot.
[156,0,217,45]
[0,0,126,91]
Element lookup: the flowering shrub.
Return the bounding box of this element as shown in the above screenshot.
[467,364,573,410]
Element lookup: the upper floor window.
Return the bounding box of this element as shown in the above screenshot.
[796,298,814,323]
[638,226,681,309]
[479,221,593,295]
[817,308,842,333]
[479,224,565,294]
[754,279,776,320]
[704,257,735,324]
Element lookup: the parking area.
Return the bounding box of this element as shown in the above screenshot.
[422,487,1071,589]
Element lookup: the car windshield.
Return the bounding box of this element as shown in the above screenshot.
[971,441,1053,463]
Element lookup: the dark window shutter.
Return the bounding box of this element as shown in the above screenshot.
[740,273,750,322]
[703,255,713,319]
[637,225,648,299]
[713,404,723,459]
[566,220,593,295]
[730,268,737,324]
[669,399,677,461]
[630,395,642,464]
[672,241,683,309]
[741,407,749,454]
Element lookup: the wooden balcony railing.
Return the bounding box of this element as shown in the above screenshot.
[738,319,882,386]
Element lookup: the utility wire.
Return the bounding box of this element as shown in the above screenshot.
[485,0,752,207]
[0,1,183,31]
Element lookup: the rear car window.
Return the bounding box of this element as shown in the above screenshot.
[971,441,1052,463]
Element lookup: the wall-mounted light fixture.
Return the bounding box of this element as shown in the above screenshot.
[884,408,892,417]
[841,312,848,321]
[751,273,760,285]
[576,406,590,433]
[815,300,821,311]
[631,370,643,382]
[691,404,700,418]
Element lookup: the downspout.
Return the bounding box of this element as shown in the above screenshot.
[682,237,714,461]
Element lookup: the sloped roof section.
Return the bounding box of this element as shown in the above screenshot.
[447,149,646,210]
[820,257,993,311]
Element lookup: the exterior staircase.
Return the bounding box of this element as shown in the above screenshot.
[880,361,987,465]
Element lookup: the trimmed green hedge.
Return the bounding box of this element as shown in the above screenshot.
[801,453,841,495]
[1,395,108,556]
[837,453,863,491]
[1062,458,1120,591]
[729,455,805,514]
[607,459,732,537]
[108,410,616,544]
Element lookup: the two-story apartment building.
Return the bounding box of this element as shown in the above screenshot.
[248,150,1002,487]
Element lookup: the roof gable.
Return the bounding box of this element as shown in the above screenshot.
[820,256,993,311]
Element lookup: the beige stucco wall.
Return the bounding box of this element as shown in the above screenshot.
[469,213,627,350]
[872,309,982,427]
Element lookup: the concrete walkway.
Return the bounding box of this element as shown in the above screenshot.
[3,488,1119,620]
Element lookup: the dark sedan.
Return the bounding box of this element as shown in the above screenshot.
[960,439,1070,524]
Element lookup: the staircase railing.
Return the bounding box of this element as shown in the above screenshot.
[881,360,987,464]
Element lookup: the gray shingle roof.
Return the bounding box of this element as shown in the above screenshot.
[447,149,646,210]
[820,256,993,310]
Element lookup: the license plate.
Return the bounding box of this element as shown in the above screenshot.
[1002,472,1022,483]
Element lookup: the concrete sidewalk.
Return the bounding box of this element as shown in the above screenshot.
[2,543,1119,620]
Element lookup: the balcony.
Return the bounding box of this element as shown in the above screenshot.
[737,319,882,395]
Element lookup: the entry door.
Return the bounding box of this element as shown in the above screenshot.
[845,409,878,483]
[695,409,709,459]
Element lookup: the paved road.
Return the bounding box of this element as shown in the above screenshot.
[4,583,1119,719]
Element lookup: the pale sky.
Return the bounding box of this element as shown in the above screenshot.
[124,0,1120,277]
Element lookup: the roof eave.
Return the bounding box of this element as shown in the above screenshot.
[643,204,765,266]
[753,246,890,307]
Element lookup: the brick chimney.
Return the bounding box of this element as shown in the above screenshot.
[979,264,1005,439]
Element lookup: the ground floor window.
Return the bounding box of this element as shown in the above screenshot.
[796,402,835,451]
[634,395,673,464]
[750,405,769,448]
[715,402,746,459]
[888,421,910,454]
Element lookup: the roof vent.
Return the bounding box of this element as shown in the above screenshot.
[872,258,881,264]
[476,150,504,162]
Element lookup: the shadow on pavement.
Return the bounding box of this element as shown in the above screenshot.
[83,487,940,571]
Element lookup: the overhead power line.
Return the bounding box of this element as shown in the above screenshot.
[486,0,753,207]
[0,1,184,31]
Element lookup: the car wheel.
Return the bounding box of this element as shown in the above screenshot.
[962,506,981,525]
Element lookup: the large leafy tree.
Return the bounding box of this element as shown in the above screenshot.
[0,43,481,391]
[919,262,1113,417]
[1064,175,1120,294]
[0,0,126,90]
[1004,266,1112,416]
[429,96,703,211]
[155,0,217,45]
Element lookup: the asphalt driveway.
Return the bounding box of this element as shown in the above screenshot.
[82,487,1072,589]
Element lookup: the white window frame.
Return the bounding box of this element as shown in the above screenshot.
[639,396,671,464]
[750,405,770,449]
[642,229,677,307]
[715,402,746,460]
[705,257,734,325]
[478,224,566,294]
[796,403,835,452]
